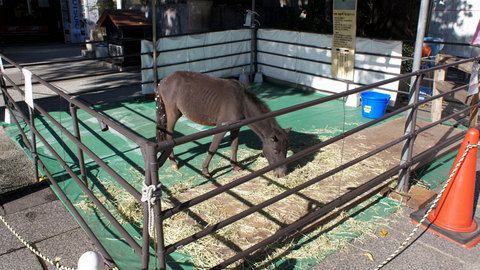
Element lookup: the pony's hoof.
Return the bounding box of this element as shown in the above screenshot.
[234,166,243,173]
[202,170,211,178]
[171,164,179,170]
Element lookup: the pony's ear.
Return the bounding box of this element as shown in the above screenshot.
[285,127,292,134]
[270,135,278,142]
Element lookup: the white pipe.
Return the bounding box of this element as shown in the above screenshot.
[411,0,431,81]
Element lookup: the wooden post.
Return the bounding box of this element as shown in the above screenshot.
[431,54,445,123]
[469,90,479,128]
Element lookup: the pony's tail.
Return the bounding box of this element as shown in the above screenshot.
[155,89,167,142]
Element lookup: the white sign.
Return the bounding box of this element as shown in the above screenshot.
[332,0,357,80]
[468,61,479,96]
[0,56,4,73]
[22,69,34,109]
[4,108,11,124]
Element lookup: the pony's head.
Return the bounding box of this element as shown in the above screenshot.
[262,127,291,178]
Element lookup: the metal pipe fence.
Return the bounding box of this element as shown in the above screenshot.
[0,47,478,269]
[0,54,159,268]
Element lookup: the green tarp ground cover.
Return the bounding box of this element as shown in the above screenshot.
[1,82,456,269]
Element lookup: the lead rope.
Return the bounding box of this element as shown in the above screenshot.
[141,181,161,237]
[375,143,479,269]
[0,214,75,270]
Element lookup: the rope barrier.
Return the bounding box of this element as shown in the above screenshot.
[374,143,479,269]
[141,181,161,237]
[0,214,75,270]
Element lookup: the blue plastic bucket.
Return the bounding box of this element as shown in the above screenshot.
[360,92,391,119]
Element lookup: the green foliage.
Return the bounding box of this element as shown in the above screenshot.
[97,0,114,16]
[402,42,415,73]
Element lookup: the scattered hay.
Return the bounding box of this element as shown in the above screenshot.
[76,128,399,269]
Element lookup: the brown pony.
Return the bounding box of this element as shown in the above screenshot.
[155,71,290,178]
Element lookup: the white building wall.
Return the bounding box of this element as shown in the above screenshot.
[428,0,480,57]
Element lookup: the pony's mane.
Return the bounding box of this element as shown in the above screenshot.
[244,90,271,114]
[231,80,271,114]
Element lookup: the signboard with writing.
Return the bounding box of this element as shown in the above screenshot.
[60,0,88,43]
[331,0,357,81]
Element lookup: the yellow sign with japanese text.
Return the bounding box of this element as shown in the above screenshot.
[332,0,357,81]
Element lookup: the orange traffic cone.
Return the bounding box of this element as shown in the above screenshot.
[411,128,480,248]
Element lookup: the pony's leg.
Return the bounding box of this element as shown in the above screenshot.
[229,129,242,172]
[164,106,181,170]
[202,131,227,178]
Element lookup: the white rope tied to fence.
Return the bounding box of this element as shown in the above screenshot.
[141,181,161,237]
[0,214,75,270]
[375,143,479,270]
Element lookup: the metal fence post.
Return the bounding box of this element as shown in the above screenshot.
[69,103,88,186]
[141,143,166,269]
[397,73,423,192]
[152,0,158,90]
[28,106,39,182]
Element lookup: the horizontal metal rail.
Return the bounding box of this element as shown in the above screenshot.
[153,38,251,54]
[257,49,400,77]
[156,57,475,152]
[1,72,142,200]
[0,52,158,266]
[0,54,150,147]
[2,66,140,92]
[141,51,251,71]
[3,54,137,69]
[165,90,479,254]
[212,162,407,269]
[164,81,479,254]
[160,63,471,219]
[3,38,251,69]
[1,39,477,269]
[31,111,144,256]
[257,61,399,95]
[141,63,251,85]
[1,79,118,267]
[256,36,405,59]
[3,85,139,263]
[155,56,478,268]
[211,123,480,269]
[1,86,143,257]
[165,132,409,254]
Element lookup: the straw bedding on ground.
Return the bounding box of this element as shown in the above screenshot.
[76,128,401,269]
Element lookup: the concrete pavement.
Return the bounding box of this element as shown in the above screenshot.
[313,179,480,270]
[0,185,99,270]
[0,120,100,270]
[0,43,121,270]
